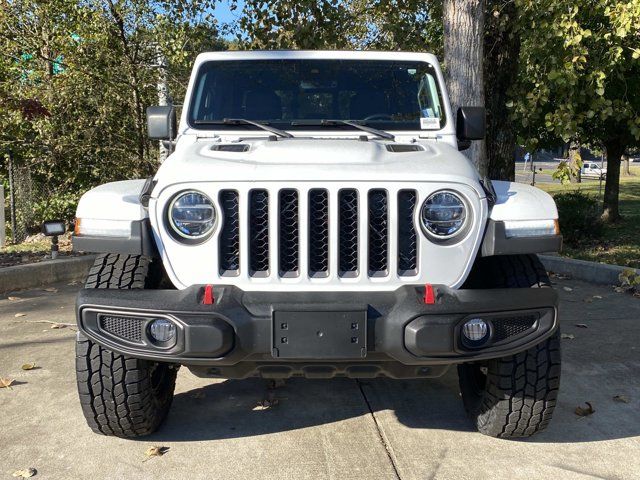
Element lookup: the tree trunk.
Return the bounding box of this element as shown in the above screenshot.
[601,137,625,223]
[484,0,520,181]
[443,0,487,176]
[622,154,631,176]
[568,140,582,183]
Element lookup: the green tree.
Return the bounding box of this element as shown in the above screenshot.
[232,0,441,53]
[513,0,640,222]
[0,0,225,227]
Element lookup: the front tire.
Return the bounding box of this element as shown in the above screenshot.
[76,254,178,437]
[458,254,561,438]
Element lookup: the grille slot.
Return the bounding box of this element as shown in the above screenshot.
[368,189,388,275]
[99,314,143,343]
[398,190,418,275]
[492,315,538,342]
[279,189,299,276]
[249,189,269,276]
[339,189,359,276]
[308,189,329,276]
[219,190,240,275]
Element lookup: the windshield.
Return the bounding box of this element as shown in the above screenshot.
[188,59,446,132]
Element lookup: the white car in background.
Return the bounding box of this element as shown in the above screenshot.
[581,162,607,179]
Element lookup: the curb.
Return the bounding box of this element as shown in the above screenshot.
[539,254,638,286]
[0,255,97,294]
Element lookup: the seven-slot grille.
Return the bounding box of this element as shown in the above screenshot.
[217,187,418,280]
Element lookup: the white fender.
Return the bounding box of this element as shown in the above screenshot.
[75,180,148,237]
[490,181,558,222]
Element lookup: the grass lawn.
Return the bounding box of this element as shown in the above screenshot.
[538,166,640,268]
[0,232,75,268]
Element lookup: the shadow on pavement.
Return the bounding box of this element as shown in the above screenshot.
[145,368,640,444]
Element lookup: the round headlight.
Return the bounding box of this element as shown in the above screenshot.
[168,190,215,240]
[421,190,467,239]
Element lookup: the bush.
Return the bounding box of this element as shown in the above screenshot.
[32,191,82,227]
[553,191,603,246]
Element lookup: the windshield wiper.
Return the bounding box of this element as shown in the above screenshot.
[292,119,395,141]
[193,118,293,138]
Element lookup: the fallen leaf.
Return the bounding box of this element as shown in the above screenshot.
[575,323,588,329]
[613,395,630,403]
[12,468,37,478]
[21,363,37,370]
[0,377,15,389]
[44,287,58,293]
[14,313,26,318]
[253,398,279,411]
[8,296,21,301]
[143,446,169,462]
[561,333,575,340]
[593,295,603,299]
[614,286,626,293]
[50,323,66,329]
[563,287,573,292]
[575,402,595,417]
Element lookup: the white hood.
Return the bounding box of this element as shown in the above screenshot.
[153,138,484,196]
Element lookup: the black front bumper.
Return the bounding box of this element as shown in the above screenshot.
[76,285,558,379]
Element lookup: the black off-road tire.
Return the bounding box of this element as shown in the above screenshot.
[76,254,178,438]
[458,254,561,438]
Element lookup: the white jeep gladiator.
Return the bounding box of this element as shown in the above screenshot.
[72,50,563,439]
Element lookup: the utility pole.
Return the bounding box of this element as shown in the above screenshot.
[8,152,17,243]
[156,45,170,163]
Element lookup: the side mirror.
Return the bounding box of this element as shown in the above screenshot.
[146,105,176,140]
[456,106,486,142]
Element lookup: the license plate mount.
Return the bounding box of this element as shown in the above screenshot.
[272,310,367,359]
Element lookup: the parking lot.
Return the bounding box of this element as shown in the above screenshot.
[1,277,639,480]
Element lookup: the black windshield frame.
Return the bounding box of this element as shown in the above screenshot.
[187,59,447,132]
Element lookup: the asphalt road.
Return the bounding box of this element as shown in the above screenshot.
[1,278,640,480]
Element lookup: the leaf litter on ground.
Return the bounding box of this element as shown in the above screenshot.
[613,395,630,403]
[1,377,16,389]
[561,333,575,340]
[143,446,169,462]
[575,402,595,417]
[12,468,37,478]
[575,323,588,328]
[21,363,37,370]
[254,390,280,411]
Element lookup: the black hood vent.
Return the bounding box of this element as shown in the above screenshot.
[211,144,250,152]
[385,144,424,153]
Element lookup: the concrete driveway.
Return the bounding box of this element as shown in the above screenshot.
[1,277,639,480]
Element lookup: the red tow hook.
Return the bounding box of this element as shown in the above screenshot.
[424,283,435,305]
[202,284,215,305]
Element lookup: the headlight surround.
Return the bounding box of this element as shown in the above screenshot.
[420,190,468,240]
[167,190,216,241]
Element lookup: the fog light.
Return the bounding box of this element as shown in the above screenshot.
[462,318,488,342]
[149,319,176,343]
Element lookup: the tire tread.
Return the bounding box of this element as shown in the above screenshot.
[76,254,176,438]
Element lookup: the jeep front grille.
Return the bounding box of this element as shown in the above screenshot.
[218,187,418,281]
